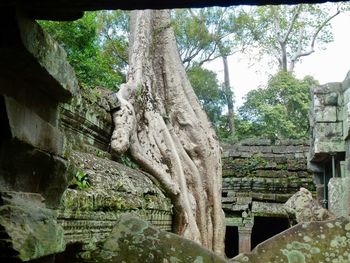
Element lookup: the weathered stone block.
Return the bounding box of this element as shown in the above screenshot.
[284,188,333,223]
[312,139,345,156]
[57,151,174,250]
[328,177,350,217]
[324,92,338,106]
[226,217,243,227]
[17,12,78,101]
[5,96,66,157]
[0,192,65,261]
[251,201,287,217]
[59,90,113,152]
[314,121,343,138]
[231,217,350,263]
[61,151,173,213]
[0,140,69,208]
[87,214,226,263]
[315,105,337,122]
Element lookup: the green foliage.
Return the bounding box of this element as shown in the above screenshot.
[119,154,139,169]
[172,7,255,68]
[173,7,256,137]
[187,66,225,127]
[72,170,91,189]
[39,12,125,89]
[236,71,318,142]
[96,10,129,74]
[247,3,345,71]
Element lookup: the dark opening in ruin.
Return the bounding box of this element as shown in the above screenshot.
[54,243,84,263]
[224,225,239,258]
[251,216,289,249]
[0,96,11,145]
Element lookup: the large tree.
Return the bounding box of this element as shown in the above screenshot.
[110,10,225,254]
[237,71,318,141]
[173,8,253,136]
[249,3,346,72]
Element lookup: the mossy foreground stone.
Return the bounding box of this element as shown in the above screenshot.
[88,214,226,263]
[0,192,65,261]
[284,188,333,223]
[231,217,350,263]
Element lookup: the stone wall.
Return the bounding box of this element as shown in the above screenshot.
[309,71,350,218]
[57,151,173,251]
[231,217,350,263]
[222,140,315,255]
[0,12,77,262]
[0,13,173,262]
[222,140,314,220]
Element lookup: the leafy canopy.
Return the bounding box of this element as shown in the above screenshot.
[39,12,126,89]
[187,66,225,127]
[236,71,318,141]
[246,3,346,71]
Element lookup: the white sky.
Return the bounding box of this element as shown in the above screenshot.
[204,12,350,108]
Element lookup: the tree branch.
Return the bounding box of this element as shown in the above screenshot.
[282,4,302,43]
[289,7,341,70]
[105,33,129,65]
[310,8,340,51]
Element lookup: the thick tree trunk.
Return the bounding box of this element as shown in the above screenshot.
[110,10,225,255]
[222,54,235,136]
[280,42,287,71]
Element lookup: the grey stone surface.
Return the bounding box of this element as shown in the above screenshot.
[59,89,113,152]
[0,191,65,261]
[85,214,226,263]
[62,151,172,213]
[57,150,173,253]
[328,177,350,217]
[284,188,333,224]
[222,144,314,208]
[17,12,79,101]
[309,72,350,219]
[231,217,350,263]
[251,201,287,217]
[309,82,344,161]
[5,96,66,157]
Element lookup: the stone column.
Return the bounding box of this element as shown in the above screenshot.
[328,177,350,217]
[238,226,252,253]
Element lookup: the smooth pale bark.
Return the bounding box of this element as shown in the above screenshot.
[110,10,225,255]
[221,54,235,136]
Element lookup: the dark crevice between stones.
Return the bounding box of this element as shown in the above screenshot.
[0,225,20,263]
[0,96,12,147]
[54,243,84,263]
[225,225,239,259]
[251,216,290,249]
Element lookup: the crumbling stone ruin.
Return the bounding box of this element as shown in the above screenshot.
[227,71,350,262]
[0,0,350,262]
[309,73,350,218]
[221,140,315,257]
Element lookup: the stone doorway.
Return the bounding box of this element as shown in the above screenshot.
[224,225,239,258]
[251,216,289,249]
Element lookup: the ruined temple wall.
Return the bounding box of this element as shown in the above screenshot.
[56,81,175,250]
[309,71,350,218]
[222,140,314,221]
[0,14,173,262]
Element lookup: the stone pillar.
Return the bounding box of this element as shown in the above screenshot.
[238,226,252,253]
[328,177,350,217]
